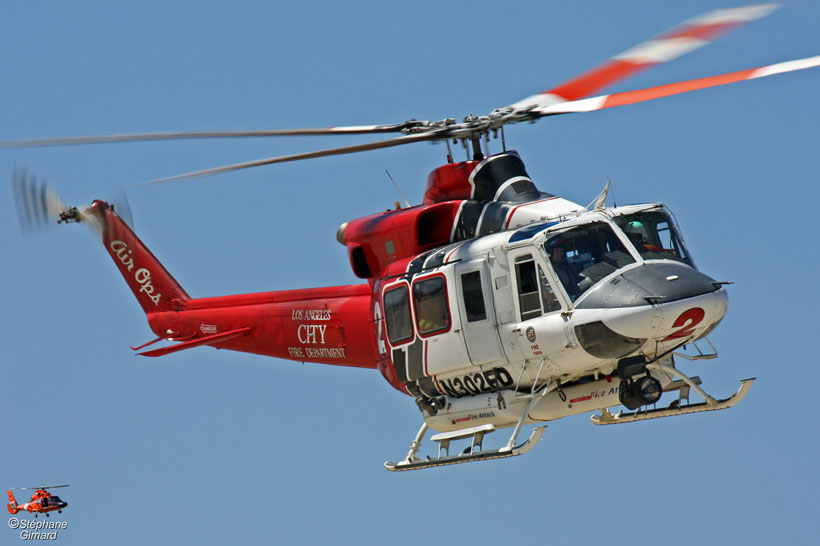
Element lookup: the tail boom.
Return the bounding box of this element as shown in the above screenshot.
[144,285,378,367]
[75,199,377,367]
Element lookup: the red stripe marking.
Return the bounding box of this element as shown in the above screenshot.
[423,340,429,377]
[542,15,754,102]
[444,243,464,263]
[504,196,558,229]
[432,375,444,394]
[549,60,648,102]
[602,67,758,109]
[663,21,738,41]
[570,395,593,403]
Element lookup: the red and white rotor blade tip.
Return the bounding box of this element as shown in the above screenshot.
[510,3,781,111]
[533,55,820,117]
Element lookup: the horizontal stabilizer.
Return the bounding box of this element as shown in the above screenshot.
[137,327,251,357]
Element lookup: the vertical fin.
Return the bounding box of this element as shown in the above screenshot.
[7,490,19,514]
[84,200,190,313]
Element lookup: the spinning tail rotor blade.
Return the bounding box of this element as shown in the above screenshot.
[510,3,781,111]
[112,190,134,230]
[12,169,72,234]
[102,188,135,231]
[532,55,820,117]
[0,124,412,149]
[134,131,444,186]
[13,169,134,231]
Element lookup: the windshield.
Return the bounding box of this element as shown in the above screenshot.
[614,210,693,266]
[544,222,635,301]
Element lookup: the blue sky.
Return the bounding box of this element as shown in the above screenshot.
[1,1,818,544]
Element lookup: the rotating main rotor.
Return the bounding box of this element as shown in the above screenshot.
[2,3,818,186]
[10,484,70,490]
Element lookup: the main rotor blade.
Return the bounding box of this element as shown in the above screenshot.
[0,124,411,149]
[134,131,446,186]
[532,55,820,117]
[11,485,70,490]
[510,3,781,111]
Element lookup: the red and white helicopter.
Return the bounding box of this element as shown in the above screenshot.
[7,4,819,470]
[7,485,69,517]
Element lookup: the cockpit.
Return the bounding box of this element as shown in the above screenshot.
[613,209,692,266]
[42,495,65,507]
[537,206,696,304]
[544,221,635,301]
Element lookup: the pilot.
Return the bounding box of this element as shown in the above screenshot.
[549,244,580,298]
[623,221,663,254]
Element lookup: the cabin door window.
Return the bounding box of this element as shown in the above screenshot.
[383,284,413,345]
[455,263,507,367]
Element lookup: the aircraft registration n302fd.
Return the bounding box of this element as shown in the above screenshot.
[7,4,818,470]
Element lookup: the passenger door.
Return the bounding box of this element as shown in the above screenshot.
[412,273,472,378]
[454,260,507,367]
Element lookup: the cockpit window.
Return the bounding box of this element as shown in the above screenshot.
[615,210,692,266]
[544,222,635,300]
[384,285,412,344]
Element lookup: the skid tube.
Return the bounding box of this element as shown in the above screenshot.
[384,425,545,472]
[592,363,755,425]
[385,384,552,471]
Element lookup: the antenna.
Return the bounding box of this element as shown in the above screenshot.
[609,175,617,208]
[385,170,411,208]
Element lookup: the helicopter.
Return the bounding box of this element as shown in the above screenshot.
[6,485,69,517]
[6,4,819,471]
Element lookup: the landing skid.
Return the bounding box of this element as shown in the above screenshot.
[592,364,755,425]
[384,424,546,472]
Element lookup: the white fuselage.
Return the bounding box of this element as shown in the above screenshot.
[380,202,727,431]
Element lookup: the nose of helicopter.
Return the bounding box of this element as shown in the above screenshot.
[575,262,721,310]
[572,263,728,358]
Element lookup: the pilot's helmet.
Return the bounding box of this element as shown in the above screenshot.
[547,240,565,252]
[623,221,647,239]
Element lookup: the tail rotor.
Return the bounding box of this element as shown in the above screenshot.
[12,168,75,234]
[12,168,134,233]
